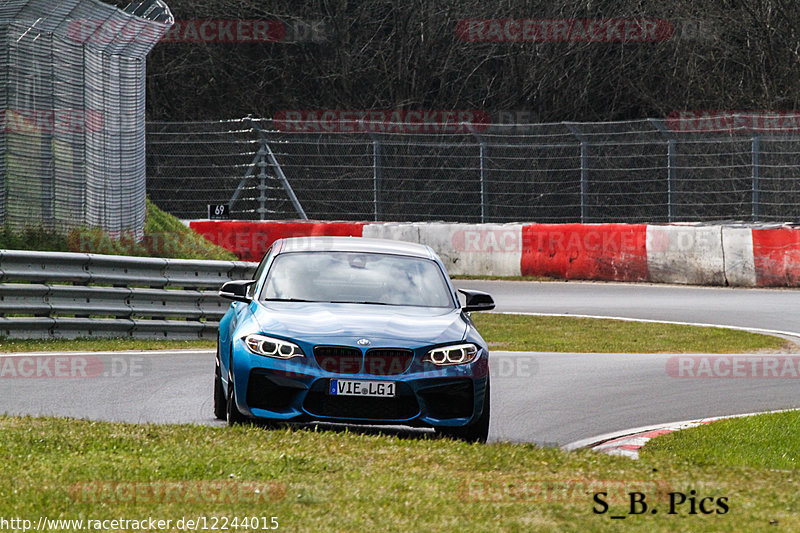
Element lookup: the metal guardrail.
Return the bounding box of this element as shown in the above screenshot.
[0,251,258,340]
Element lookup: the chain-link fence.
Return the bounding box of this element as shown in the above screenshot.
[147,116,800,224]
[0,0,172,235]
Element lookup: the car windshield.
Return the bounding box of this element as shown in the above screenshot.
[261,251,454,308]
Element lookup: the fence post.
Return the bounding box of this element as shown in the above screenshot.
[257,154,268,221]
[667,139,675,223]
[42,35,54,231]
[565,123,588,223]
[370,134,382,222]
[465,123,488,223]
[752,135,760,222]
[229,145,266,213]
[478,140,487,223]
[649,118,676,222]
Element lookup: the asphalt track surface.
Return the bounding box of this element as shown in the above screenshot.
[1,281,798,446]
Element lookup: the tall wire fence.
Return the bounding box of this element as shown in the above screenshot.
[146,117,800,224]
[0,0,172,235]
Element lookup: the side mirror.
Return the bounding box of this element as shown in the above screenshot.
[219,280,255,303]
[458,289,495,312]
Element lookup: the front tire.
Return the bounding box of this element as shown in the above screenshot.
[226,368,248,426]
[435,377,490,443]
[213,348,226,420]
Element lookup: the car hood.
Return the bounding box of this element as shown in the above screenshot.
[251,301,467,346]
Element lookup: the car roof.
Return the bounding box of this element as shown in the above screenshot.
[276,236,435,259]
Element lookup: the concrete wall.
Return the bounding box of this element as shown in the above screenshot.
[189,220,800,287]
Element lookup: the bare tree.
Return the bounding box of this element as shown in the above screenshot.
[143,0,800,121]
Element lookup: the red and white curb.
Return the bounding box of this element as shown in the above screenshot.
[589,419,717,459]
[565,409,796,459]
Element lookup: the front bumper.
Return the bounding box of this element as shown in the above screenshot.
[230,338,489,428]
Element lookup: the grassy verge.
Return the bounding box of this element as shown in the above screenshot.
[0,315,786,353]
[472,314,787,353]
[0,415,796,532]
[0,200,236,260]
[641,410,800,470]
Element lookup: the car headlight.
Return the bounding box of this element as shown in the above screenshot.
[424,343,479,366]
[243,334,305,359]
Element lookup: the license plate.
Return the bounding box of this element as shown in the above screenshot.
[329,379,396,398]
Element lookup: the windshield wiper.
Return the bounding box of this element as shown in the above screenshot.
[263,298,317,303]
[328,300,394,306]
[266,299,405,306]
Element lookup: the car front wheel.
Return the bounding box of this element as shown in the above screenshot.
[226,367,248,426]
[213,348,226,420]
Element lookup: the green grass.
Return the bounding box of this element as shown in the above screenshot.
[0,200,236,260]
[0,226,70,252]
[0,315,786,354]
[0,415,797,532]
[0,338,215,353]
[139,199,236,260]
[641,410,800,471]
[472,314,787,353]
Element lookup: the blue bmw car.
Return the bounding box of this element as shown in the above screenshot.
[214,236,495,442]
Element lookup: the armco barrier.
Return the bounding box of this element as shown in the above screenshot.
[190,220,800,287]
[0,251,258,340]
